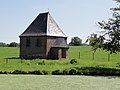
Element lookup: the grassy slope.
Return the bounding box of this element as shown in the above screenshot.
[0,46,120,72]
[0,75,119,90]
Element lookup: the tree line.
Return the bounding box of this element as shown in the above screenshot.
[0,42,19,47]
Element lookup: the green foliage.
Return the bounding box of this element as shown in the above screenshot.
[0,42,19,47]
[87,1,120,54]
[70,59,78,64]
[97,12,120,54]
[50,67,120,76]
[52,70,62,75]
[0,42,8,47]
[12,70,27,74]
[86,33,104,51]
[9,42,19,47]
[69,36,82,46]
[29,70,43,75]
[112,0,120,11]
[87,10,120,53]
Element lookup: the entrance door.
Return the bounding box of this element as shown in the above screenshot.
[62,49,66,58]
[58,49,62,59]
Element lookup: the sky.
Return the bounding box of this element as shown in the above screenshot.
[0,0,117,43]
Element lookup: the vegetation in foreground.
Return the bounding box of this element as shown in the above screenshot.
[0,46,120,75]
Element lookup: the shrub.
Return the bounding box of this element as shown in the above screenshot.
[52,70,62,75]
[12,70,27,74]
[76,67,120,76]
[69,69,77,75]
[42,70,49,75]
[62,69,69,75]
[116,62,120,67]
[70,59,77,64]
[29,70,42,75]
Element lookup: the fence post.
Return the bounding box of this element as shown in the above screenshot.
[93,52,95,60]
[108,53,110,62]
[79,51,80,59]
[6,59,8,64]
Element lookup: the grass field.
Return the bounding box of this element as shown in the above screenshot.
[0,46,120,73]
[0,46,120,89]
[0,75,120,90]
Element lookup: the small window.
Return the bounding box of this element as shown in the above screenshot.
[26,38,30,47]
[36,38,41,47]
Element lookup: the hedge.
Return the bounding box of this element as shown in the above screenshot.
[0,67,120,76]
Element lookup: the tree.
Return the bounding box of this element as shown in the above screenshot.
[9,42,19,47]
[87,0,120,54]
[86,33,104,51]
[69,37,82,46]
[0,42,8,47]
[112,0,120,11]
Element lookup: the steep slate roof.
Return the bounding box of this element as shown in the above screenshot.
[20,12,67,37]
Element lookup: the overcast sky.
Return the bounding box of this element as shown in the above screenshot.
[0,0,116,43]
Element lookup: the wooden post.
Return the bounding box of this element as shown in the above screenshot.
[6,59,8,64]
[93,52,95,60]
[108,53,110,62]
[79,51,80,59]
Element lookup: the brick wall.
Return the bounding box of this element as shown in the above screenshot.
[20,36,47,59]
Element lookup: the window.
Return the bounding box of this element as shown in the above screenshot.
[36,38,41,47]
[26,38,30,47]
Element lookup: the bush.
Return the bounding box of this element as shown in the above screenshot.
[42,70,49,75]
[0,71,9,74]
[75,67,120,76]
[70,59,77,64]
[52,70,62,75]
[28,70,42,75]
[69,69,77,75]
[116,62,120,67]
[12,70,27,74]
[62,69,69,75]
[0,67,120,76]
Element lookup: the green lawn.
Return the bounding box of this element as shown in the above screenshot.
[0,47,120,89]
[69,46,120,68]
[0,75,119,90]
[0,46,120,72]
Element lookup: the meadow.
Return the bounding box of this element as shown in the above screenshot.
[0,46,120,75]
[0,46,120,90]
